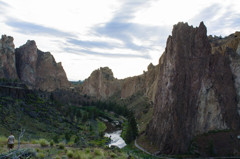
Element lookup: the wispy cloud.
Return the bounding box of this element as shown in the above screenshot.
[0,1,10,13]
[66,38,121,49]
[62,0,167,59]
[64,47,151,59]
[88,0,169,55]
[0,1,10,7]
[6,18,75,38]
[189,3,240,35]
[189,4,221,25]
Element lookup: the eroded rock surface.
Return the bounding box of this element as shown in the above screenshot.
[145,22,239,154]
[15,40,70,91]
[0,35,18,79]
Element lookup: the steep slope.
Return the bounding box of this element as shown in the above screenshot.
[0,35,18,79]
[145,22,240,154]
[15,40,70,91]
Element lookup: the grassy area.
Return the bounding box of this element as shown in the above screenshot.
[0,135,130,158]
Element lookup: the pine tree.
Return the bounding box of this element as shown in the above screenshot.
[125,112,138,144]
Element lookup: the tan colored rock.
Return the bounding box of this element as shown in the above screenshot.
[0,35,18,79]
[82,67,120,99]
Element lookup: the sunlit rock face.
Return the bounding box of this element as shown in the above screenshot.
[82,67,121,99]
[145,22,240,154]
[15,40,70,91]
[0,35,18,79]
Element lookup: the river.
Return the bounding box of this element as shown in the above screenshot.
[104,130,127,149]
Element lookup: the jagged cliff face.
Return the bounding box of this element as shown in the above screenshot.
[0,35,18,79]
[82,67,120,99]
[146,22,240,154]
[15,40,70,91]
[15,40,38,87]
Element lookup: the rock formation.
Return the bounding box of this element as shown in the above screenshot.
[15,40,70,91]
[0,35,18,79]
[82,67,120,99]
[145,22,240,154]
[82,63,159,101]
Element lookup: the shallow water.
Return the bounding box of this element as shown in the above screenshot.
[104,130,126,149]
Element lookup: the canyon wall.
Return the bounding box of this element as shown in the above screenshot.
[145,22,240,154]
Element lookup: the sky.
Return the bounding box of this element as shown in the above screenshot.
[0,0,240,81]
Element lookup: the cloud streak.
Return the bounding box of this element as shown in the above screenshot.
[0,0,10,13]
[67,38,121,49]
[64,47,151,59]
[6,18,75,38]
[189,3,240,35]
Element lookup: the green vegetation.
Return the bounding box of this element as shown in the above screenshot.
[39,138,49,147]
[0,89,147,158]
[121,112,138,144]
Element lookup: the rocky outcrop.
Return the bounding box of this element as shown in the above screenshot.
[0,35,18,79]
[145,22,240,154]
[15,40,38,88]
[82,67,120,99]
[15,40,70,91]
[82,63,159,101]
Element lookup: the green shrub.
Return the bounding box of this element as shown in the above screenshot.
[67,150,73,158]
[85,148,90,154]
[58,143,65,149]
[61,155,67,159]
[50,140,54,147]
[31,139,39,144]
[73,151,87,159]
[53,135,59,143]
[94,149,103,156]
[37,152,45,159]
[110,152,117,158]
[73,152,80,159]
[39,139,49,147]
[55,156,61,159]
